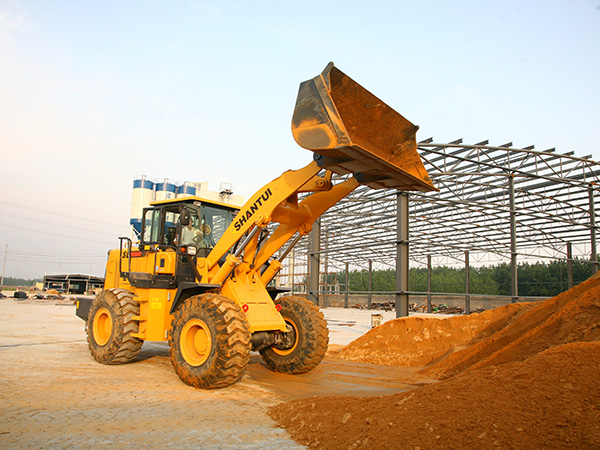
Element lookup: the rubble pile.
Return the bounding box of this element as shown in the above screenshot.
[352,302,396,311]
[353,302,485,314]
[270,273,600,449]
[409,302,428,313]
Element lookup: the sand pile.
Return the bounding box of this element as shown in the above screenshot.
[270,342,600,450]
[270,274,600,449]
[336,302,534,367]
[423,272,600,379]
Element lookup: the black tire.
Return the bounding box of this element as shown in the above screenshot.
[260,295,329,374]
[169,293,251,389]
[87,289,143,364]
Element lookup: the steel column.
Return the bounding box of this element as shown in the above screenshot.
[465,250,471,314]
[344,262,349,308]
[567,242,573,290]
[289,248,295,293]
[509,175,518,302]
[368,259,373,309]
[323,241,328,307]
[308,219,321,305]
[395,192,410,317]
[590,185,598,273]
[427,255,432,313]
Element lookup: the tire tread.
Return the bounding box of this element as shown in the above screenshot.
[87,289,143,365]
[169,294,251,389]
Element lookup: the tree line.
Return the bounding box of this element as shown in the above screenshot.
[323,259,595,298]
[1,277,42,289]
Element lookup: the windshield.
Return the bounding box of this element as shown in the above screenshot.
[200,205,236,248]
[171,203,236,249]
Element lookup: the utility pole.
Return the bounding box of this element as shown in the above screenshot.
[1,244,7,287]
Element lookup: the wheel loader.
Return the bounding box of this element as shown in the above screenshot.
[75,62,437,389]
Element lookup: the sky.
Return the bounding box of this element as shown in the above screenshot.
[1,0,599,280]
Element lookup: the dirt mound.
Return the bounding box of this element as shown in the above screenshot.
[422,272,600,379]
[271,274,600,449]
[335,273,600,378]
[269,342,600,450]
[336,302,534,367]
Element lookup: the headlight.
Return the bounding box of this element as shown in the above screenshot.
[187,246,197,256]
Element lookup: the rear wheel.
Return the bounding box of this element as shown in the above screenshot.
[260,296,329,374]
[169,293,251,389]
[87,289,143,364]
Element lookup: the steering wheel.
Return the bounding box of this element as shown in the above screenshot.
[202,224,212,235]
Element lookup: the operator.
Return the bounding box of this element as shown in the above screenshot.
[179,220,203,246]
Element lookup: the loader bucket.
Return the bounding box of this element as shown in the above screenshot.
[292,62,437,192]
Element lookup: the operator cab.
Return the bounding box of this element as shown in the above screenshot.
[139,196,239,282]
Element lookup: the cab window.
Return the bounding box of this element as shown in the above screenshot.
[201,205,235,247]
[164,210,179,246]
[142,209,162,244]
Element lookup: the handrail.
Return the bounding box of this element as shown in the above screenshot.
[118,237,133,278]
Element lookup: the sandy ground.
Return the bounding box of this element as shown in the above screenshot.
[0,298,431,450]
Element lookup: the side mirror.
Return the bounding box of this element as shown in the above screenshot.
[180,209,190,226]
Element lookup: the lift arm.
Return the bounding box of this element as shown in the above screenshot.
[205,160,323,271]
[202,62,437,286]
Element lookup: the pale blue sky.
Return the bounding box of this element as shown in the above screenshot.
[1,0,599,279]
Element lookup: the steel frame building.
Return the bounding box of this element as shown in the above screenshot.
[278,140,600,315]
[43,274,104,294]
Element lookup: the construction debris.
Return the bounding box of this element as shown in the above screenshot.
[352,302,395,311]
[353,301,486,315]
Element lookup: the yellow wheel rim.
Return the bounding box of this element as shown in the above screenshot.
[272,319,298,356]
[93,307,113,346]
[180,319,212,366]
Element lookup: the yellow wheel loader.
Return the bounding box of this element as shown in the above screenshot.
[76,62,436,389]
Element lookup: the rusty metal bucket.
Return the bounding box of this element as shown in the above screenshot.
[292,62,437,192]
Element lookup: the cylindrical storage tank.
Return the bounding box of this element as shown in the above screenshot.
[130,176,155,237]
[155,178,177,202]
[156,179,177,227]
[177,182,197,198]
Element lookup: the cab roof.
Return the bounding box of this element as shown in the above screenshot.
[150,195,240,211]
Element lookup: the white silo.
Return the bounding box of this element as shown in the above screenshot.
[130,176,155,238]
[155,178,177,202]
[177,182,197,198]
[155,178,177,227]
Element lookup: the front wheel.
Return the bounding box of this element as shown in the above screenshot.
[260,296,329,374]
[169,293,251,389]
[87,289,143,364]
